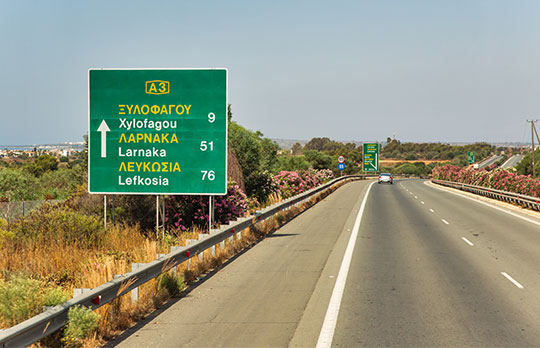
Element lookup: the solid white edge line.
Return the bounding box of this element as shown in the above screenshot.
[442,219,449,225]
[461,237,474,246]
[501,272,524,289]
[425,181,540,228]
[316,181,375,348]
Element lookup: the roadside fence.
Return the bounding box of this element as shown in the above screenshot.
[0,200,62,222]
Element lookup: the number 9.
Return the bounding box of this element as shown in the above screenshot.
[208,113,215,123]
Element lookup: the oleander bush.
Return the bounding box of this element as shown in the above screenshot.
[244,170,279,204]
[273,168,334,199]
[273,171,309,199]
[166,181,249,231]
[432,164,540,198]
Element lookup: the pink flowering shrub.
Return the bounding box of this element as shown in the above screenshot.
[274,171,307,199]
[274,168,334,199]
[166,181,248,231]
[303,167,334,187]
[432,164,540,198]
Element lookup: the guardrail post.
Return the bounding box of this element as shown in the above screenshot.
[198,234,209,261]
[73,288,91,298]
[185,240,196,268]
[131,263,145,302]
[170,246,183,275]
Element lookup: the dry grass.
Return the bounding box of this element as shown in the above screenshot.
[380,159,449,166]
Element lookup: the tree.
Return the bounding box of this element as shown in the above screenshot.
[291,142,303,155]
[305,137,331,152]
[0,168,39,201]
[259,138,279,172]
[25,154,58,177]
[304,150,333,170]
[277,155,311,172]
[516,152,540,176]
[228,122,261,179]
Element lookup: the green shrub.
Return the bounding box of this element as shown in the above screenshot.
[158,272,185,297]
[0,273,68,327]
[63,305,100,346]
[12,205,105,248]
[43,287,69,307]
[245,171,278,204]
[0,168,40,201]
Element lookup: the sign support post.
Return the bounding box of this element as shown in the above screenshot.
[209,196,213,232]
[156,195,159,239]
[104,195,107,228]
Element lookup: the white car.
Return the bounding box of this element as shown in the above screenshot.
[378,173,393,184]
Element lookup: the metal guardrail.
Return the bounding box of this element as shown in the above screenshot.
[431,179,540,212]
[0,174,372,348]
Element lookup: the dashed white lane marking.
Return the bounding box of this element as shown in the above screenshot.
[442,219,449,225]
[461,237,474,246]
[414,196,418,199]
[421,201,425,205]
[316,181,375,348]
[501,272,524,289]
[425,181,540,228]
[429,209,435,213]
[410,192,413,195]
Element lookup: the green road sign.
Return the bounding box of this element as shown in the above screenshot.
[88,69,227,195]
[467,151,475,164]
[363,143,379,172]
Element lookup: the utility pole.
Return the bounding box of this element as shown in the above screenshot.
[527,120,538,177]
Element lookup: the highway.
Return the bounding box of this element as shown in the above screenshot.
[478,155,504,168]
[501,154,523,169]
[111,179,540,347]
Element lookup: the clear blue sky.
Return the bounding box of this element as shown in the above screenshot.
[1,0,539,145]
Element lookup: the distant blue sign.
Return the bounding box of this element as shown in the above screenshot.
[338,163,345,171]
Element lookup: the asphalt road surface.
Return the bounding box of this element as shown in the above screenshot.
[478,155,504,168]
[111,179,540,347]
[501,154,523,169]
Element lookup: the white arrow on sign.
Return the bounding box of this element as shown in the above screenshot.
[368,153,378,170]
[98,120,110,158]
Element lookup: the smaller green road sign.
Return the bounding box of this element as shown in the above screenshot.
[467,151,475,164]
[363,143,379,172]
